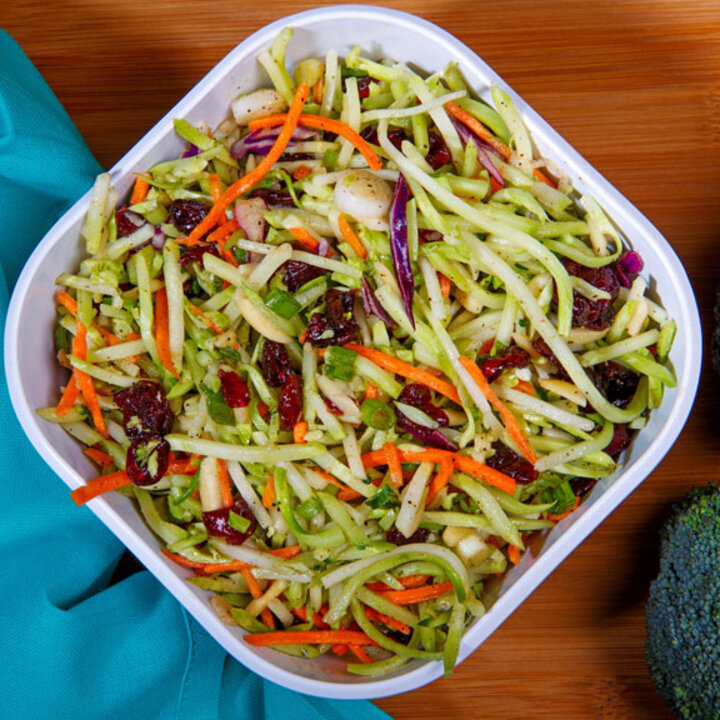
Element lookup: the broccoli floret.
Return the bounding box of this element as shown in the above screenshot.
[646,484,720,719]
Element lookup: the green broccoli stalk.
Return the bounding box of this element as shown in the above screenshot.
[646,484,720,719]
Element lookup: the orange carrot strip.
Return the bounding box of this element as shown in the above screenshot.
[533,168,556,188]
[248,114,382,171]
[344,344,461,405]
[376,582,455,606]
[262,476,276,509]
[383,442,404,487]
[130,174,150,205]
[332,644,348,656]
[348,645,373,664]
[507,544,521,565]
[293,421,307,444]
[84,447,114,468]
[72,322,108,438]
[217,459,234,508]
[187,302,225,335]
[289,226,319,252]
[160,549,251,574]
[167,458,198,475]
[57,290,125,347]
[244,630,376,647]
[458,356,537,464]
[209,173,222,202]
[186,83,309,244]
[363,606,412,635]
[438,272,451,298]
[154,287,180,379]
[310,468,361,500]
[70,470,131,506]
[425,459,454,506]
[56,374,81,416]
[241,567,275,629]
[312,77,323,104]
[337,215,367,259]
[452,454,517,495]
[490,176,503,194]
[546,496,580,522]
[293,164,312,180]
[338,487,363,502]
[361,449,394,468]
[365,574,430,592]
[269,545,302,559]
[397,449,454,465]
[515,380,538,396]
[364,383,379,400]
[445,101,512,160]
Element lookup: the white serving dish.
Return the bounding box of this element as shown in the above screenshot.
[4,4,701,700]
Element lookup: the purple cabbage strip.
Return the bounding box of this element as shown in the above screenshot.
[388,174,415,329]
[361,278,397,330]
[395,412,458,451]
[452,119,504,187]
[181,144,200,158]
[616,250,644,288]
[230,127,317,159]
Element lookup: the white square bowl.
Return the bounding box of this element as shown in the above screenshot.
[4,4,702,700]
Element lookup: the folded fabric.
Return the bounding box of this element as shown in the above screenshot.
[0,28,391,720]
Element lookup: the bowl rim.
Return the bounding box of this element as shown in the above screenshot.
[4,3,702,700]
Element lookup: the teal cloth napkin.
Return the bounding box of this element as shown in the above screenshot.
[0,29,392,720]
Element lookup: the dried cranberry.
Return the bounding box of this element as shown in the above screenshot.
[218,370,250,408]
[248,187,296,207]
[426,130,452,170]
[169,199,209,234]
[480,345,530,383]
[418,229,443,244]
[114,380,174,440]
[278,373,303,430]
[532,338,569,380]
[398,384,448,426]
[356,75,372,99]
[570,477,597,497]
[324,398,343,415]
[260,341,292,387]
[564,260,620,331]
[394,385,457,450]
[591,361,640,408]
[178,243,220,267]
[283,260,329,292]
[115,206,145,237]
[305,289,359,347]
[202,500,257,545]
[385,527,429,545]
[604,423,631,459]
[359,126,406,149]
[126,436,170,486]
[486,442,539,484]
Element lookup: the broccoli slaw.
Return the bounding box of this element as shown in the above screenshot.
[39,27,677,677]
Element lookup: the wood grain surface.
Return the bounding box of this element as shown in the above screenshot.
[3,1,720,718]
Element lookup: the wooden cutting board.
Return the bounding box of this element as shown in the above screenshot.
[4,1,719,717]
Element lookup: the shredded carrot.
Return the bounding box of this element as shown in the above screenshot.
[70,470,131,506]
[490,176,503,194]
[507,544,521,565]
[84,447,114,468]
[366,574,430,592]
[337,214,367,259]
[299,330,307,343]
[344,344,461,405]
[332,644,348,656]
[515,379,538,396]
[533,168,556,188]
[293,421,307,444]
[207,218,239,246]
[244,630,375,647]
[395,449,455,465]
[293,164,313,180]
[289,226,319,252]
[362,606,412,635]
[154,287,180,379]
[216,458,234,508]
[364,382,379,401]
[383,442,404,487]
[310,467,361,500]
[478,339,495,355]
[262,476,276,509]
[452,454,517,495]
[458,356,537,464]
[291,605,329,629]
[248,114,382,171]
[57,290,125,347]
[376,582,455,606]
[312,77,324,104]
[425,459,454,506]
[338,487,363,502]
[161,548,251,574]
[445,101,511,160]
[241,567,275,628]
[186,83,309,244]
[269,545,302,559]
[209,173,222,202]
[130,174,150,205]
[167,457,199,475]
[56,374,81,416]
[348,645,373,663]
[546,496,580,522]
[438,272,451,298]
[72,322,108,438]
[187,302,225,335]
